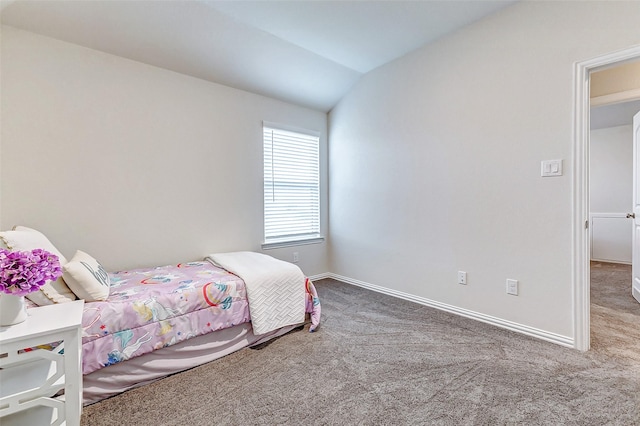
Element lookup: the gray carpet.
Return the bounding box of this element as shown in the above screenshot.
[82,264,640,425]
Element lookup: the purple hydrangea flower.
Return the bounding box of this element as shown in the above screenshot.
[0,249,62,295]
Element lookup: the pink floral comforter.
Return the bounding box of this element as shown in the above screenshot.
[81,261,320,375]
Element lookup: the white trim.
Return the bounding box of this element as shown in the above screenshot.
[590,88,640,107]
[308,272,331,281]
[590,212,632,218]
[572,44,640,352]
[572,58,591,352]
[589,212,633,264]
[326,273,573,348]
[262,120,320,138]
[591,259,632,266]
[261,236,325,250]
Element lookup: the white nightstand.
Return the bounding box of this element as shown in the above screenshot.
[0,300,84,426]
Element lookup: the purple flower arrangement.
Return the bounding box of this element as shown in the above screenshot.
[0,248,62,295]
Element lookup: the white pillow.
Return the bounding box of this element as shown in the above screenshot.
[9,226,69,264]
[63,250,110,301]
[0,226,77,305]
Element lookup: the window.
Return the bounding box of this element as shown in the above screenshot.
[263,123,322,248]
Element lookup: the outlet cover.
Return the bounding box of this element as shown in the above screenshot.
[506,279,518,295]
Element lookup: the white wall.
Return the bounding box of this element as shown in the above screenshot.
[590,125,633,263]
[591,125,633,213]
[329,1,640,339]
[0,26,329,275]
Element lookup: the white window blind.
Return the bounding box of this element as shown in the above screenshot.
[263,125,320,245]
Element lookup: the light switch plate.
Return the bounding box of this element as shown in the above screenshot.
[541,159,563,177]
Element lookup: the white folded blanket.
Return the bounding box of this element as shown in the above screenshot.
[205,252,306,335]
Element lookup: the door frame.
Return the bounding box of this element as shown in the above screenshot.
[573,45,640,351]
[633,112,640,303]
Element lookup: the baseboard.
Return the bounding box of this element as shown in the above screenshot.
[308,272,332,281]
[590,258,631,266]
[325,273,575,349]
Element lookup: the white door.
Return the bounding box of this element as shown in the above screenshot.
[633,111,640,303]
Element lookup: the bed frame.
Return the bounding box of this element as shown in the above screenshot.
[83,316,306,404]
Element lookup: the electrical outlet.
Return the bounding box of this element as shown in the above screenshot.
[458,271,467,285]
[506,279,518,295]
[293,252,299,263]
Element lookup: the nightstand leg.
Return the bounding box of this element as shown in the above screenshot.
[64,328,82,425]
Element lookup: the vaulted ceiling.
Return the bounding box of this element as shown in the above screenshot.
[1,0,516,111]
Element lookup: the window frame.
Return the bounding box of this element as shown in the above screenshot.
[261,121,324,249]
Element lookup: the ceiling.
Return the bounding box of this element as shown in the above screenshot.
[1,0,516,112]
[591,100,640,130]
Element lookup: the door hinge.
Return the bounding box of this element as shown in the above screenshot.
[585,220,589,229]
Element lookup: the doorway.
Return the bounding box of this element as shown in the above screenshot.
[589,92,639,359]
[589,89,638,265]
[573,45,640,351]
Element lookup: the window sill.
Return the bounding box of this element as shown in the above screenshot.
[261,236,325,250]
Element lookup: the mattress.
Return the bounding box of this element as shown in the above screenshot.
[81,261,249,375]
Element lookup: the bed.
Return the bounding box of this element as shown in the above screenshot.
[1,226,321,406]
[80,256,321,404]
